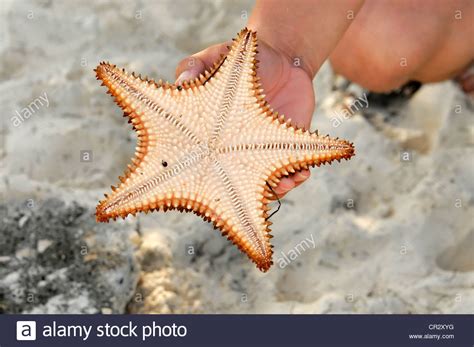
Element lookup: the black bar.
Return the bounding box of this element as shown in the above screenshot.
[1,314,472,346]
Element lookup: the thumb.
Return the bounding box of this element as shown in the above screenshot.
[175,42,231,85]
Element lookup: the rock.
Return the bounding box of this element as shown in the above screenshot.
[127,232,202,314]
[101,307,113,315]
[0,199,139,314]
[37,239,53,253]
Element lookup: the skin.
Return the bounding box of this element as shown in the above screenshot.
[175,0,474,198]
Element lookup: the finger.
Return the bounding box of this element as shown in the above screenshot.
[175,42,231,84]
[293,169,311,183]
[272,176,295,199]
[280,169,310,192]
[270,169,311,200]
[175,58,205,85]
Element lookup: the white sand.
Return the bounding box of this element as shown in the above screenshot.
[1,0,473,314]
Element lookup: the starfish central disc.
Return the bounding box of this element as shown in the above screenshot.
[95,28,355,272]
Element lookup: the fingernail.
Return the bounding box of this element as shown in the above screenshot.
[294,170,310,182]
[176,70,193,85]
[300,170,311,178]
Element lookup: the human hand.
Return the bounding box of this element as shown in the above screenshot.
[175,38,315,199]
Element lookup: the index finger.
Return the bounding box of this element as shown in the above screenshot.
[175,42,231,83]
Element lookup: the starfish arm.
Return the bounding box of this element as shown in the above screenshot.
[200,28,258,143]
[96,148,211,221]
[198,156,273,271]
[220,114,355,184]
[95,62,212,144]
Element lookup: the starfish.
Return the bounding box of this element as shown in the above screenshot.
[95,28,355,271]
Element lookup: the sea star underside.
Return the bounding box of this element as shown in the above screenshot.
[95,28,355,272]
